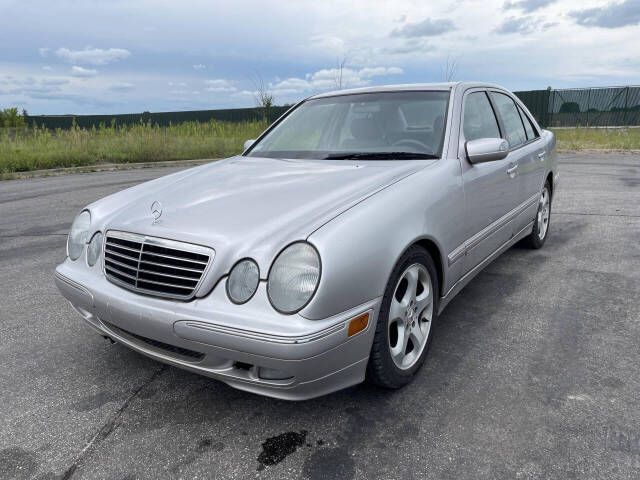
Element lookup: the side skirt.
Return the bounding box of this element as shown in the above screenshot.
[437,221,534,315]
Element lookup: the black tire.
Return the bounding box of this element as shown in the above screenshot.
[366,245,439,389]
[523,180,552,249]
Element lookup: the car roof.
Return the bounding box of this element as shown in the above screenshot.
[307,81,507,99]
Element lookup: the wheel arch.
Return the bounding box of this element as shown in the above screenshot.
[546,170,554,199]
[406,237,445,298]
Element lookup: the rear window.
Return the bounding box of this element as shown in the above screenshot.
[491,92,527,148]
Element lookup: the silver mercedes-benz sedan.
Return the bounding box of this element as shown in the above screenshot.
[55,82,558,400]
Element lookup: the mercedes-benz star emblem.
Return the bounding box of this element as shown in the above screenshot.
[150,200,163,222]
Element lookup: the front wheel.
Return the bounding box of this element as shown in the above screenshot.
[523,181,551,249]
[366,246,438,389]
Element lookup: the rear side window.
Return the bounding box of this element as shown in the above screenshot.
[518,105,538,140]
[463,92,500,141]
[492,92,527,148]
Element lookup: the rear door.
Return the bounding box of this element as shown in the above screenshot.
[516,102,546,229]
[489,91,539,235]
[459,89,520,275]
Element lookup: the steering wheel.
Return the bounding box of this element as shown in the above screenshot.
[391,138,430,152]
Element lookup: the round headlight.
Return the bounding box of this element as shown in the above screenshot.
[87,232,103,267]
[67,211,91,261]
[227,259,260,304]
[267,242,321,314]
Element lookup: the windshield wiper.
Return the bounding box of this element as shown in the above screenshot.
[323,152,439,160]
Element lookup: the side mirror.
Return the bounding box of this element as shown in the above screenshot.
[465,138,509,164]
[243,139,256,151]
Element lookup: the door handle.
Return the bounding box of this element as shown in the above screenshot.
[507,164,518,176]
[538,151,546,161]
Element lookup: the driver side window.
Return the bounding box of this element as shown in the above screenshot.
[463,92,501,142]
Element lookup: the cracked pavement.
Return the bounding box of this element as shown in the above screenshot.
[1,153,639,479]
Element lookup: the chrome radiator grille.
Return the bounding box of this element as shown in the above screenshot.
[103,231,213,300]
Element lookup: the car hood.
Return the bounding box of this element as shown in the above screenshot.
[91,155,432,292]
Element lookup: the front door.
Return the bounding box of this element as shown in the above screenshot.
[490,91,544,234]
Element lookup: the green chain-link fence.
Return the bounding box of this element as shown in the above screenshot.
[515,86,640,128]
[23,86,640,130]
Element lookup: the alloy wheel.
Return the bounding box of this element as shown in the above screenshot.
[388,263,433,370]
[537,187,550,240]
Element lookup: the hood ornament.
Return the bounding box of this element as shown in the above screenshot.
[150,200,163,223]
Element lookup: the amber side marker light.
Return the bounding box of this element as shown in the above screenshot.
[348,312,370,337]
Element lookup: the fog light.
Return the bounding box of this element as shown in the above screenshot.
[258,367,292,380]
[348,312,370,337]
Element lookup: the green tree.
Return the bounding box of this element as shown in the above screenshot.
[1,107,26,127]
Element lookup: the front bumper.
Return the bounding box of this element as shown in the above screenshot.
[55,260,380,400]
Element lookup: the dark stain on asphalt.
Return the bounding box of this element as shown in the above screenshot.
[197,437,224,452]
[601,376,624,389]
[256,430,308,471]
[1,179,143,203]
[71,391,120,412]
[303,447,355,480]
[547,217,587,247]
[605,424,640,455]
[621,169,640,188]
[137,387,158,400]
[0,237,66,263]
[17,222,72,237]
[0,447,39,479]
[621,177,640,188]
[169,437,225,474]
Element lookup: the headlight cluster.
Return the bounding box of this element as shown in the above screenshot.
[67,210,103,266]
[268,242,320,313]
[226,242,321,314]
[67,211,91,260]
[227,259,260,304]
[87,232,103,266]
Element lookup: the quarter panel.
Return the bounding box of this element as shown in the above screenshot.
[303,159,465,320]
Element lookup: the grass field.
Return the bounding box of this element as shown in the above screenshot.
[0,119,268,176]
[551,127,640,151]
[1,122,638,178]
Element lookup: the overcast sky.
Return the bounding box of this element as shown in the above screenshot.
[1,0,639,114]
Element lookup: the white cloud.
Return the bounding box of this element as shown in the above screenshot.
[56,47,131,65]
[38,47,50,57]
[569,0,640,29]
[309,35,345,51]
[70,66,98,77]
[504,0,556,13]
[204,79,236,92]
[269,66,404,96]
[231,90,255,98]
[391,17,456,38]
[193,64,206,70]
[109,82,135,91]
[42,66,53,71]
[359,66,404,78]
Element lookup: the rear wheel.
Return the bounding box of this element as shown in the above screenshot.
[523,181,551,249]
[367,246,438,388]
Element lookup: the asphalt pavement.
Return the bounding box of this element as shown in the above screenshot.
[1,152,639,479]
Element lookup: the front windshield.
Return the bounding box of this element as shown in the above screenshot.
[246,91,450,160]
